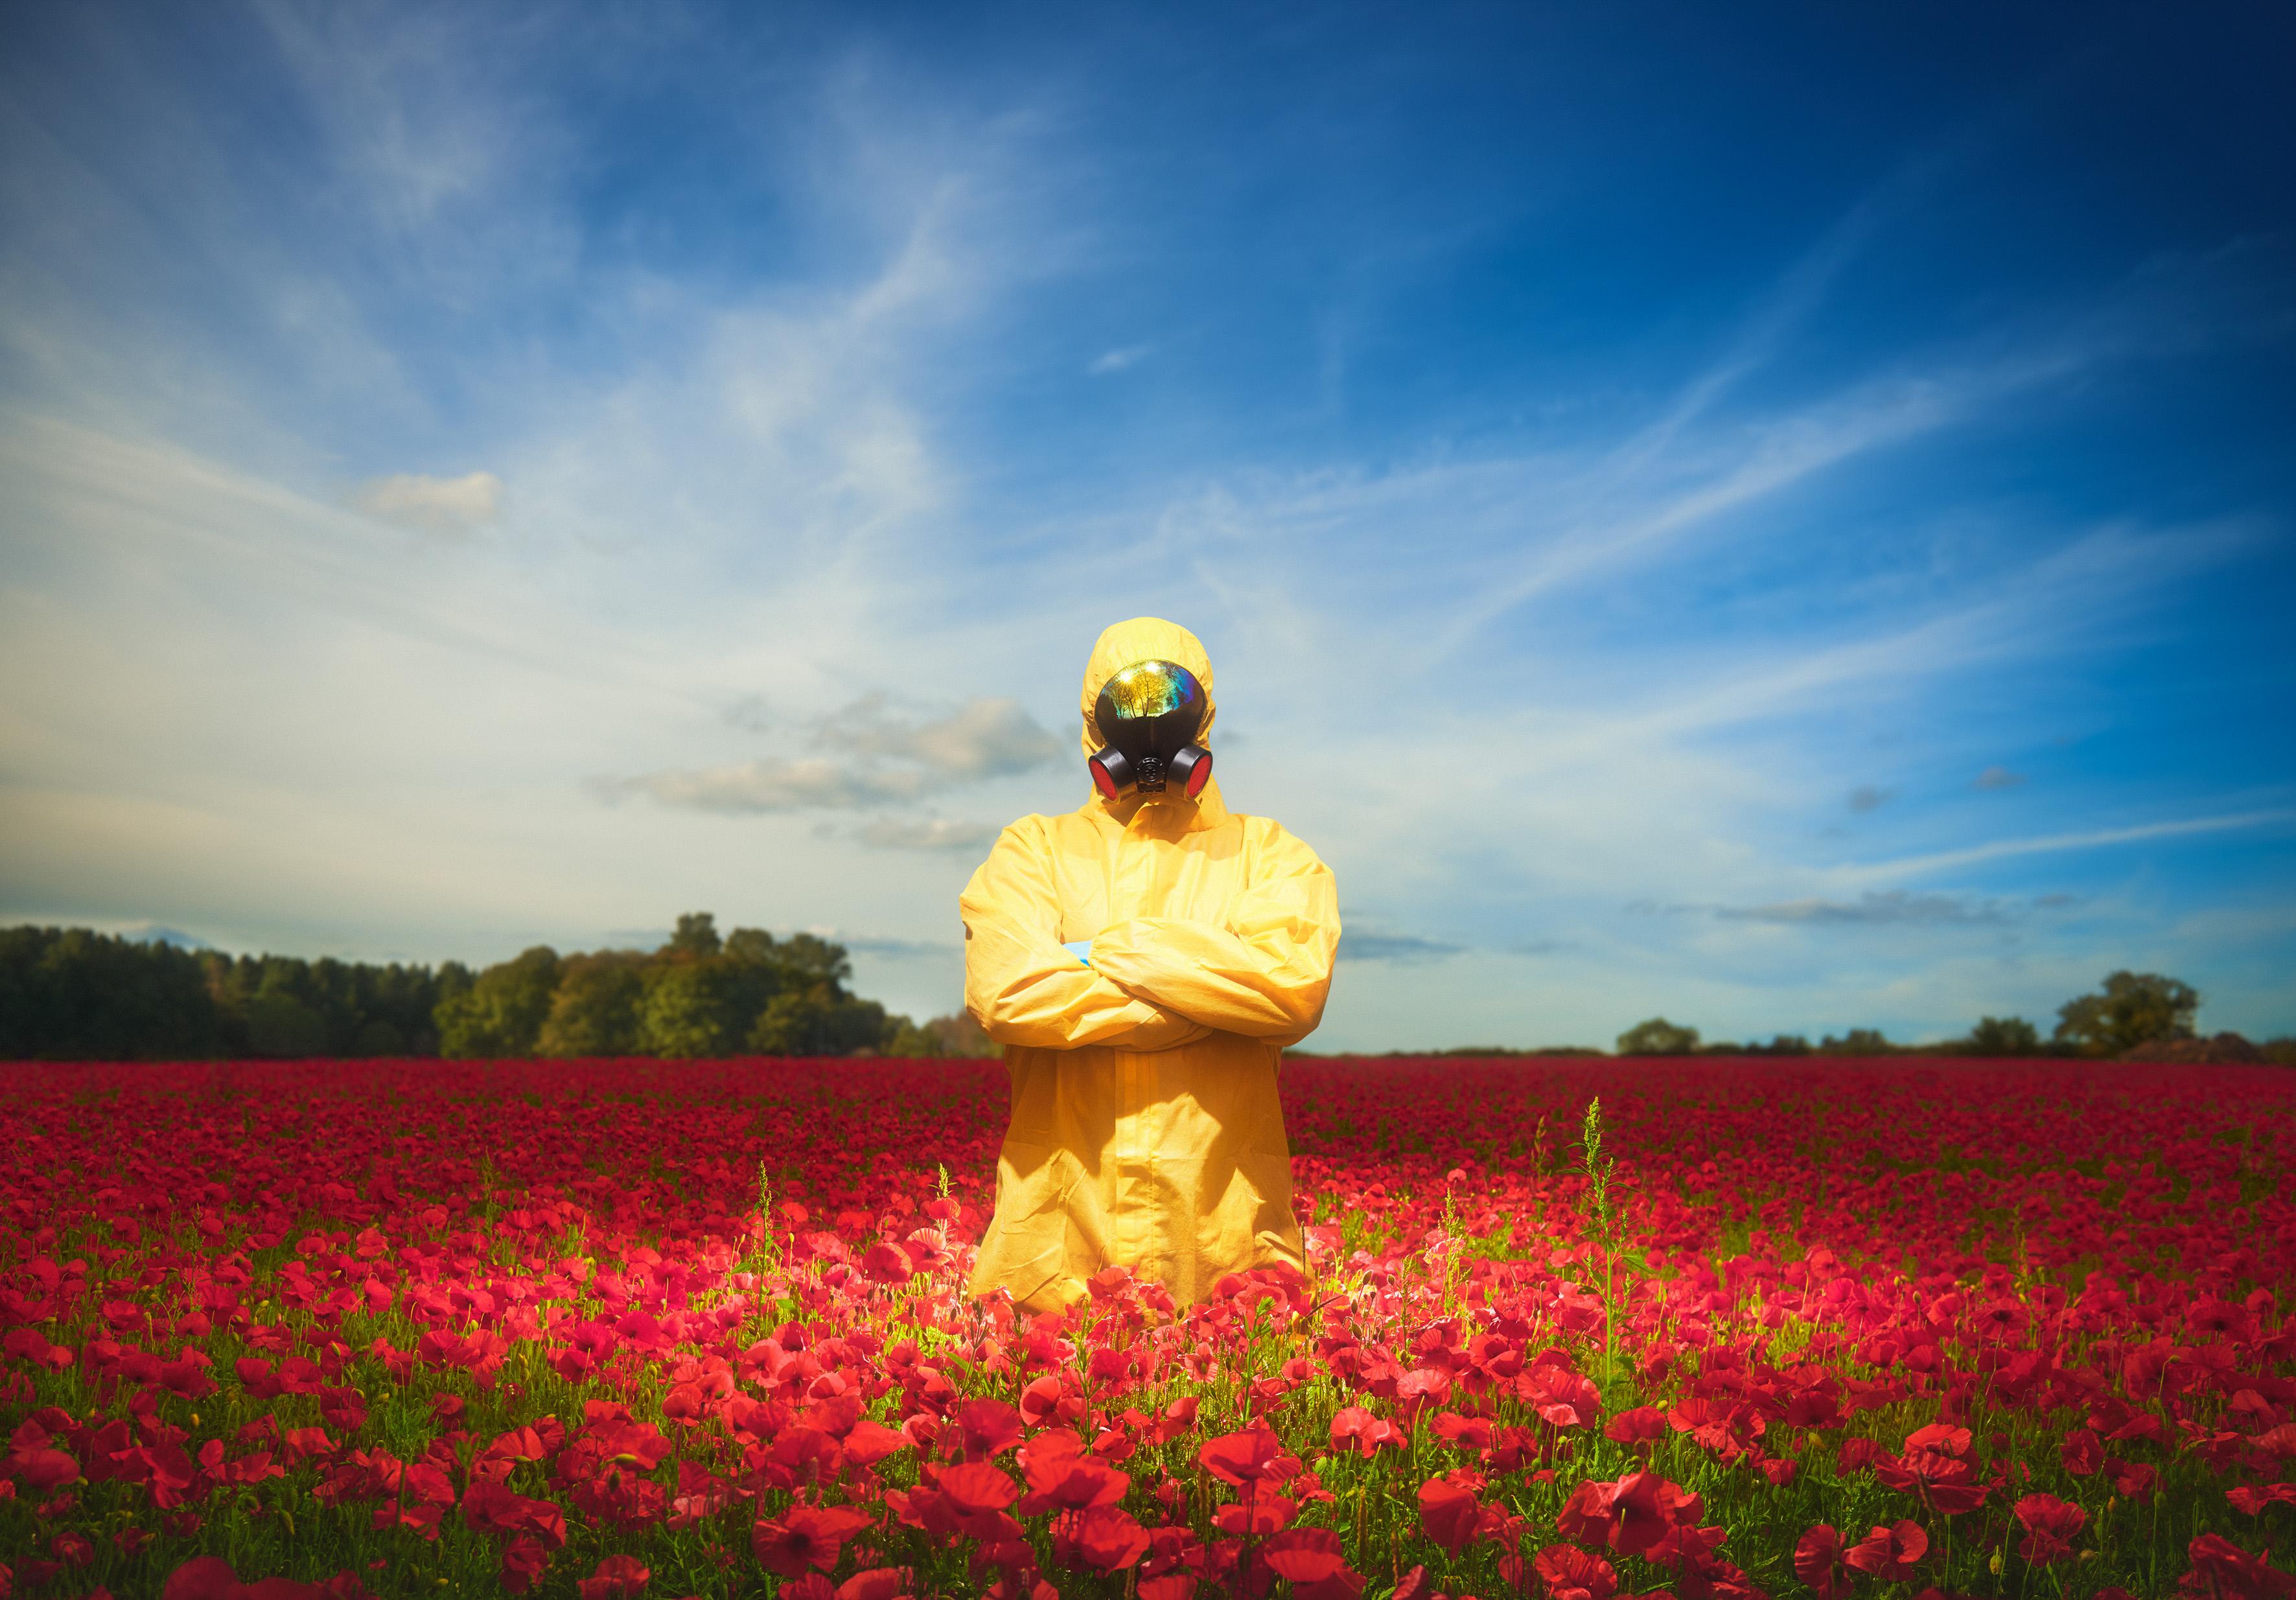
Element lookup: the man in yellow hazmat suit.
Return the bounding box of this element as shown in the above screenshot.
[960,617,1340,1313]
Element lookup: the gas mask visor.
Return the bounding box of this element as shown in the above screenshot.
[1088,658,1211,802]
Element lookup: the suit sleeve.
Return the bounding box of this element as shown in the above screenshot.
[1087,822,1339,1043]
[961,819,1210,1052]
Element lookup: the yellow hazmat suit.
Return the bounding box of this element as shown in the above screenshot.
[962,618,1340,1312]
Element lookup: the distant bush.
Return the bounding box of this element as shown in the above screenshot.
[1816,1027,1892,1055]
[887,1011,1000,1058]
[1616,1016,1700,1055]
[1962,1015,2042,1055]
[2055,970,2197,1056]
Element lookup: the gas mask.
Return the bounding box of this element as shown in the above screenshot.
[1087,658,1212,802]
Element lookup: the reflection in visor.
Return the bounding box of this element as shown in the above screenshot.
[1098,659,1202,725]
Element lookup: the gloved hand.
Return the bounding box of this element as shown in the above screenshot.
[1062,940,1094,968]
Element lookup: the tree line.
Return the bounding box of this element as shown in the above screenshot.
[0,914,994,1061]
[1613,970,2293,1061]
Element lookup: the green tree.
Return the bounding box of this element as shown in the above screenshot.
[714,928,793,1043]
[748,984,896,1056]
[722,926,780,964]
[636,962,741,1058]
[435,946,561,1058]
[537,953,645,1057]
[667,912,722,959]
[240,991,330,1056]
[2055,970,2199,1056]
[1821,1028,1892,1056]
[885,1010,999,1058]
[1616,1016,1699,1055]
[1964,1015,2041,1055]
[356,961,448,1054]
[775,932,853,986]
[0,927,220,1059]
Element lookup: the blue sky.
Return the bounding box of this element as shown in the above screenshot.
[2,2,2291,1049]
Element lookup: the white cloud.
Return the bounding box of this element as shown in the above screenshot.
[606,696,1066,817]
[1089,344,1152,375]
[857,817,1003,851]
[1335,931,1465,963]
[1714,892,2005,926]
[1840,809,2296,886]
[598,759,931,815]
[352,470,504,534]
[815,695,1065,780]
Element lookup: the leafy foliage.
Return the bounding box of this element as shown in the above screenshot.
[0,915,934,1061]
[2055,969,2201,1056]
[1964,1015,2042,1055]
[1818,1027,1892,1056]
[1614,1016,1700,1055]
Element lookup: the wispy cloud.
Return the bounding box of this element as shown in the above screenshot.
[1337,931,1465,963]
[857,817,1003,852]
[604,697,1065,817]
[1089,344,1152,375]
[1973,766,2026,790]
[1843,810,2296,885]
[814,697,1064,781]
[352,470,504,535]
[1715,892,2006,927]
[837,934,962,958]
[597,759,930,815]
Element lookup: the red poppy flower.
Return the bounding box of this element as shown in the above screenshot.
[1793,1524,1847,1600]
[2104,1456,2155,1501]
[937,1462,1022,1516]
[1844,1520,1927,1582]
[835,1570,914,1600]
[1530,1543,1618,1600]
[1603,1406,1667,1446]
[1417,1471,1482,1554]
[1262,1527,1347,1584]
[1197,1426,1285,1487]
[1074,1505,1152,1573]
[2013,1494,2085,1565]
[954,1399,1023,1459]
[1603,1472,1700,1556]
[1555,1477,1616,1545]
[1330,1406,1403,1457]
[16,1449,78,1491]
[501,1536,550,1595]
[2180,1533,2295,1599]
[751,1505,872,1579]
[1215,1494,1297,1535]
[577,1555,649,1600]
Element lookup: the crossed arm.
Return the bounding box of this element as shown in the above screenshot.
[960,817,1339,1050]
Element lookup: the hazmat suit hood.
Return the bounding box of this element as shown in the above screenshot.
[1078,617,1222,818]
[1078,617,1218,756]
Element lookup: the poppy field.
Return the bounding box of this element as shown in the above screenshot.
[2,1056,2293,1600]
